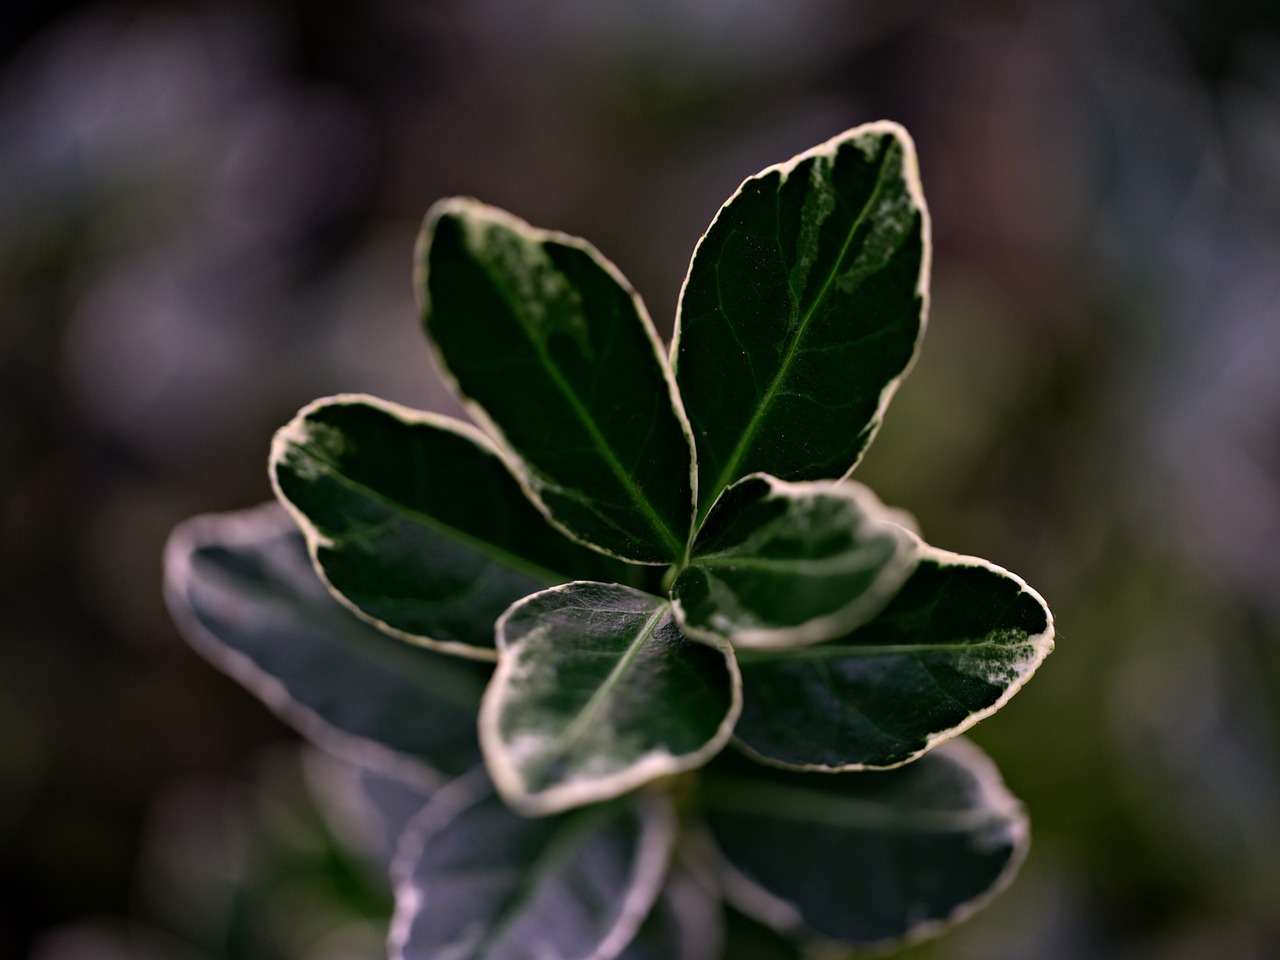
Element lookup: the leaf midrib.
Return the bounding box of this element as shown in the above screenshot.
[690,541,895,575]
[473,804,618,958]
[472,242,687,561]
[733,638,1038,664]
[702,144,897,515]
[524,602,669,786]
[702,775,1007,832]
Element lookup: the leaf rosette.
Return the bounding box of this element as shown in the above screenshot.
[166,120,1055,959]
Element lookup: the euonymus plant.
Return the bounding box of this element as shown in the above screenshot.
[165,122,1054,960]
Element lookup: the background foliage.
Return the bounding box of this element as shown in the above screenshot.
[2,0,1279,957]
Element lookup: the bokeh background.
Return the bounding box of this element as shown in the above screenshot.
[3,1,1279,958]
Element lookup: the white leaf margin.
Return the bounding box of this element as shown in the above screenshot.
[479,581,744,817]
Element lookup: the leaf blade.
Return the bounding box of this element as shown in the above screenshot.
[390,772,676,960]
[674,121,930,515]
[672,474,919,648]
[163,503,490,780]
[702,739,1028,951]
[418,199,696,563]
[480,582,741,816]
[271,394,631,659]
[732,546,1055,770]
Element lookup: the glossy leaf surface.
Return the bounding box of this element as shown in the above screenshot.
[481,582,741,815]
[391,773,675,960]
[703,740,1028,950]
[164,503,490,779]
[674,121,930,516]
[672,474,918,648]
[418,199,695,563]
[732,548,1054,770]
[271,394,629,659]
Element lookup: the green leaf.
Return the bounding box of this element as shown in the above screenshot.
[417,198,696,564]
[701,739,1028,951]
[731,548,1055,770]
[674,121,930,517]
[391,772,675,960]
[163,503,490,780]
[480,582,741,816]
[671,474,918,649]
[271,394,630,660]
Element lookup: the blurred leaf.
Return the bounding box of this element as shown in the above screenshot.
[271,395,629,659]
[481,582,740,815]
[305,752,436,876]
[673,121,930,517]
[732,549,1054,769]
[390,772,675,960]
[617,866,724,960]
[417,198,696,564]
[701,739,1028,950]
[672,474,918,648]
[164,503,490,779]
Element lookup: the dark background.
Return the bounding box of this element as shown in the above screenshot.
[3,1,1280,958]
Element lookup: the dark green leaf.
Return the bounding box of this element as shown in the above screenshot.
[672,474,918,648]
[391,772,675,960]
[674,121,930,517]
[271,394,631,659]
[163,503,490,779]
[417,198,696,563]
[481,582,741,815]
[732,548,1054,770]
[701,739,1028,950]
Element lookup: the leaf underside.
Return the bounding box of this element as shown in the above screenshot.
[702,739,1028,949]
[163,503,490,778]
[271,395,630,657]
[481,582,740,816]
[732,549,1054,770]
[673,474,918,648]
[419,199,695,564]
[392,775,674,960]
[675,121,929,517]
